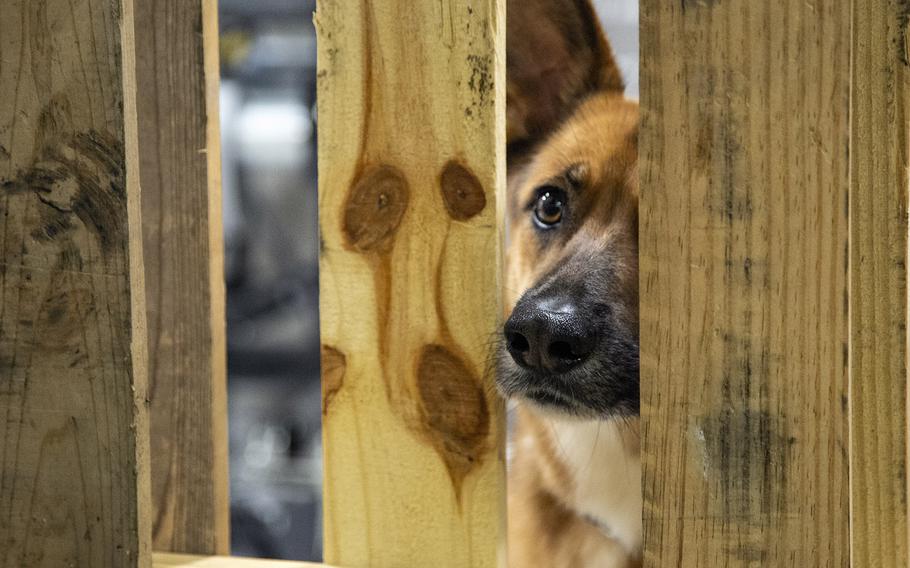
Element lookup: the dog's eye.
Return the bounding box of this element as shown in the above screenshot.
[533,187,565,227]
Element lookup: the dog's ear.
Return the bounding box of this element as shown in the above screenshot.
[507,0,623,149]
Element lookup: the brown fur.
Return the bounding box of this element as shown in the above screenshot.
[504,2,641,566]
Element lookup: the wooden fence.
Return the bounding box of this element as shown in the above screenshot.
[0,0,906,567]
[640,1,909,565]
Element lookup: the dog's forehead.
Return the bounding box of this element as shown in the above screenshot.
[520,94,639,199]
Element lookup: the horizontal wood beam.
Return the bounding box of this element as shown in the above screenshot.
[154,553,331,568]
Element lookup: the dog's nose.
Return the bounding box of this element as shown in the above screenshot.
[504,296,597,373]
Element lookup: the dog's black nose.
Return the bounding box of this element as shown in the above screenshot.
[504,296,597,373]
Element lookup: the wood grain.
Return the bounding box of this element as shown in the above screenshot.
[849,1,910,565]
[316,0,507,566]
[153,553,330,568]
[134,0,229,554]
[640,1,851,564]
[0,0,151,565]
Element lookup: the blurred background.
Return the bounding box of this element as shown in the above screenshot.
[218,0,638,561]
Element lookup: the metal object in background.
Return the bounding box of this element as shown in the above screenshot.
[219,0,322,560]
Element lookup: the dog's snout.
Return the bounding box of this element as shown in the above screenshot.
[504,296,597,374]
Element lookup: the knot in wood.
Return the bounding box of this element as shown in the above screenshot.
[343,164,409,252]
[417,343,489,497]
[440,160,486,221]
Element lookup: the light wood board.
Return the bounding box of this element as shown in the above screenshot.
[316,0,507,566]
[153,553,329,568]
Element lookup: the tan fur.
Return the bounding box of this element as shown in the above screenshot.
[506,94,639,310]
[505,3,641,566]
[508,409,640,568]
[506,96,641,568]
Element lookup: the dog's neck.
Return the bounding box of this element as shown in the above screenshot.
[517,406,643,555]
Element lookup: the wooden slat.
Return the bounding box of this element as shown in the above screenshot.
[0,0,151,566]
[153,553,329,568]
[134,0,229,554]
[640,1,851,564]
[315,0,506,566]
[849,1,910,564]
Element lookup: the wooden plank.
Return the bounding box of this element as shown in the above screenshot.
[640,1,851,564]
[849,1,910,564]
[315,0,506,566]
[134,0,229,554]
[0,0,151,566]
[153,553,330,568]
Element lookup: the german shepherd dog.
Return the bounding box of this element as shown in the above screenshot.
[497,0,641,566]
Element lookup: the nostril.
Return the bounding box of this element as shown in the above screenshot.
[548,340,576,361]
[507,332,530,353]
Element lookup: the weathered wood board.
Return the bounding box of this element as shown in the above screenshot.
[316,0,507,566]
[0,0,151,565]
[849,1,909,564]
[134,0,229,554]
[641,1,908,565]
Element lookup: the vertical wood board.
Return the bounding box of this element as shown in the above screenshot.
[640,1,851,564]
[134,0,229,554]
[0,0,151,565]
[849,1,910,565]
[316,0,507,566]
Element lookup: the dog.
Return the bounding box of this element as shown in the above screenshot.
[497,1,641,566]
